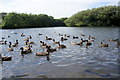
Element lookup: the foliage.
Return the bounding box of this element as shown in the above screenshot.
[1,12,65,29]
[64,6,119,27]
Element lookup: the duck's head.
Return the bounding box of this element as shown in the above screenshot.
[9,42,12,45]
[53,39,55,41]
[20,47,24,50]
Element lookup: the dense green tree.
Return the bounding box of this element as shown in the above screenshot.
[1,12,66,29]
[65,6,119,27]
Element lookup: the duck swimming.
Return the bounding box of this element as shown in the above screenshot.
[99,42,109,47]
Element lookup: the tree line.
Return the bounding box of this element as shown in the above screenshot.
[0,12,67,29]
[64,6,119,27]
[0,5,119,29]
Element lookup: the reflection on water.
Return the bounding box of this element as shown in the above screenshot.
[0,27,119,78]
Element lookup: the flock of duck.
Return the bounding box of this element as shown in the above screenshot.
[0,32,120,63]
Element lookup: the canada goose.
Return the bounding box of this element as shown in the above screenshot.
[52,39,59,44]
[57,43,66,48]
[99,42,109,47]
[73,36,79,39]
[46,36,52,40]
[8,45,14,51]
[61,37,68,41]
[36,52,49,56]
[21,33,25,37]
[20,47,32,54]
[1,56,12,61]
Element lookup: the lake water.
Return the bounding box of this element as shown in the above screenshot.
[0,27,119,78]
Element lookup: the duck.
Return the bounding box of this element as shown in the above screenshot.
[35,51,49,56]
[0,40,7,45]
[57,43,66,48]
[45,47,57,53]
[52,39,60,44]
[46,36,52,40]
[73,36,79,39]
[80,38,88,42]
[20,47,32,54]
[86,41,92,47]
[64,34,70,37]
[81,33,85,36]
[71,41,83,46]
[117,41,120,47]
[24,37,29,41]
[1,56,12,61]
[89,35,96,39]
[8,45,14,51]
[61,37,68,41]
[23,45,32,50]
[21,33,25,37]
[28,41,35,44]
[38,33,43,35]
[12,43,17,47]
[108,39,119,42]
[8,35,10,38]
[99,42,109,47]
[29,35,32,39]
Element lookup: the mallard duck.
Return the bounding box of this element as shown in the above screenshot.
[52,39,59,44]
[36,52,49,56]
[20,47,32,54]
[57,43,66,48]
[46,36,52,40]
[99,42,109,47]
[8,45,14,51]
[73,36,79,39]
